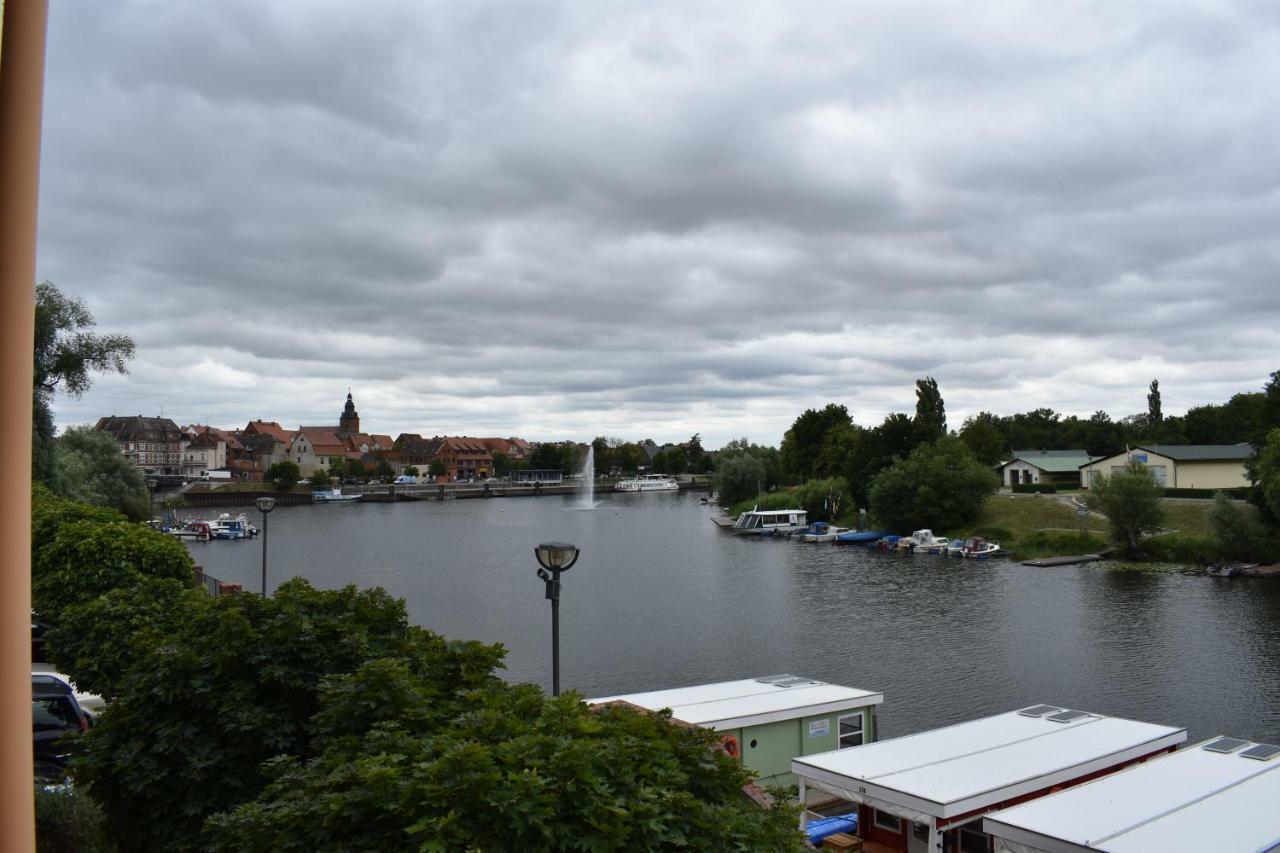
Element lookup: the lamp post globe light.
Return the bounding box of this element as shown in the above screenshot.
[255,496,277,596]
[533,542,580,697]
[145,477,158,520]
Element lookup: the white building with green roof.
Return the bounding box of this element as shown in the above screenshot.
[999,450,1097,488]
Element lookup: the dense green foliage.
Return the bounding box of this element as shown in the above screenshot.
[729,478,847,522]
[31,488,193,624]
[1083,465,1166,558]
[35,788,109,853]
[205,673,802,852]
[308,469,333,488]
[1012,483,1057,494]
[266,459,300,488]
[1009,530,1109,559]
[868,437,998,531]
[714,453,767,507]
[1207,492,1279,563]
[76,580,505,852]
[1253,427,1280,526]
[50,425,150,519]
[781,404,852,481]
[32,281,135,484]
[915,377,947,441]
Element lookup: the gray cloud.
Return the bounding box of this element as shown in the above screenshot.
[39,0,1280,446]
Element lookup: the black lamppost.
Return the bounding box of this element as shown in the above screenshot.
[145,477,157,520]
[255,496,276,596]
[534,542,580,696]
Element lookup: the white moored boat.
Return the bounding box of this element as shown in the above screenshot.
[794,521,850,542]
[730,508,809,536]
[312,487,362,504]
[900,529,949,553]
[614,475,680,493]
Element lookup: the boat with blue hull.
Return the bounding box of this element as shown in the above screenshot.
[834,530,888,544]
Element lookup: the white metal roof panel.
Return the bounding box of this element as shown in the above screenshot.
[792,709,1185,819]
[983,738,1280,852]
[589,677,883,730]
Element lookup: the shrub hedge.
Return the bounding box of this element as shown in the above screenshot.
[1162,487,1251,499]
[1012,483,1057,493]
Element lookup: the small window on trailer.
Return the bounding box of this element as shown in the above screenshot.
[838,712,863,748]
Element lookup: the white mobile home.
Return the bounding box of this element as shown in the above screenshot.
[984,735,1280,852]
[590,674,883,786]
[792,704,1185,853]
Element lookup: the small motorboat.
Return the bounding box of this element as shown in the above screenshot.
[794,521,850,542]
[875,535,902,550]
[945,538,966,558]
[961,536,1001,559]
[902,529,949,554]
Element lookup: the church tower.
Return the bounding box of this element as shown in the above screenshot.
[339,391,360,434]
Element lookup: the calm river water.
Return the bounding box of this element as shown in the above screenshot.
[186,491,1280,743]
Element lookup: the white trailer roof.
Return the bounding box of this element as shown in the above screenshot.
[791,706,1185,822]
[983,736,1280,852]
[588,675,883,730]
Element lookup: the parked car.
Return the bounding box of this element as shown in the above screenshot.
[32,674,90,773]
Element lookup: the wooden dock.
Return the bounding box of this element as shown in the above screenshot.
[1021,554,1105,567]
[710,515,737,528]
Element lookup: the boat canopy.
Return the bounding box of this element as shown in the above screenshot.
[792,707,1185,826]
[983,735,1280,852]
[589,675,883,731]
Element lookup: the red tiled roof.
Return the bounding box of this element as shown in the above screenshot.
[297,426,350,455]
[246,420,294,445]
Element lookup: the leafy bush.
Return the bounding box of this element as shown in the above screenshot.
[205,672,804,852]
[1206,493,1280,563]
[1012,483,1057,494]
[266,460,300,490]
[868,437,998,531]
[1163,487,1251,499]
[1012,531,1109,559]
[714,454,767,507]
[729,478,847,521]
[1143,533,1214,564]
[77,580,505,853]
[33,518,194,624]
[971,526,1013,544]
[35,788,109,853]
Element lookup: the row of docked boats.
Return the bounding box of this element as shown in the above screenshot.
[721,509,1003,558]
[156,513,258,541]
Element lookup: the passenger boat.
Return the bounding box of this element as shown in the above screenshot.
[312,488,362,503]
[794,521,850,542]
[961,536,1001,559]
[731,508,808,536]
[614,475,680,493]
[834,530,888,545]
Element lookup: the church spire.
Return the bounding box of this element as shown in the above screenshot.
[339,390,360,434]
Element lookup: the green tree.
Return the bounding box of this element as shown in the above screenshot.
[402,465,420,477]
[374,460,395,481]
[33,515,193,625]
[612,441,644,474]
[1207,492,1272,563]
[914,376,947,441]
[529,442,563,470]
[76,580,505,853]
[713,453,767,506]
[428,459,447,479]
[205,674,803,852]
[308,469,332,488]
[1083,464,1166,558]
[1147,378,1162,425]
[266,460,300,490]
[867,436,998,532]
[780,404,852,481]
[1251,427,1280,526]
[958,413,1006,466]
[33,282,136,483]
[50,425,150,519]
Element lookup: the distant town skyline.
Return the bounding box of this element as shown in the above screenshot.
[38,2,1279,447]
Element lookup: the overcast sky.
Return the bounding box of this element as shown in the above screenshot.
[38,1,1280,447]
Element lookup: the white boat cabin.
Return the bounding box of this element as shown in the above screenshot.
[732,508,808,534]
